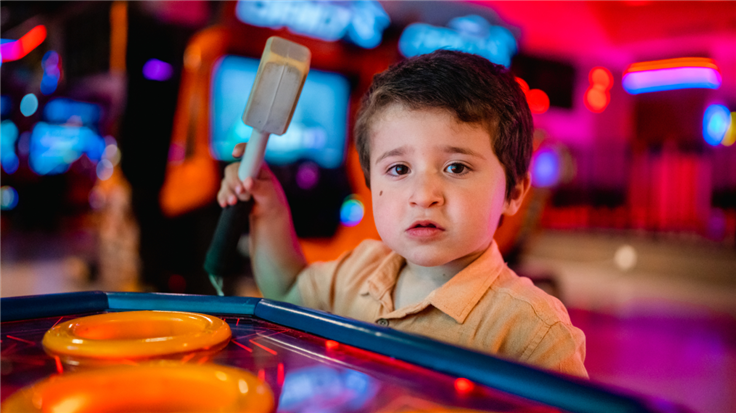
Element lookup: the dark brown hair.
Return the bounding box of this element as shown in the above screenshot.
[354,50,533,199]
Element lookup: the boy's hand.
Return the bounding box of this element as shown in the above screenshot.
[215,142,306,305]
[217,143,288,219]
[217,143,250,207]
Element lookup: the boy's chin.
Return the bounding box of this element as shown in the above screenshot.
[401,250,457,268]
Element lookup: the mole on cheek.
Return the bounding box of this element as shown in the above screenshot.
[379,191,383,196]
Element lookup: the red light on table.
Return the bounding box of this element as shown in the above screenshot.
[585,67,613,113]
[325,340,339,350]
[454,377,475,394]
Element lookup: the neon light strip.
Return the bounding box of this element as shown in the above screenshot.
[0,25,47,62]
[622,67,721,94]
[626,57,719,72]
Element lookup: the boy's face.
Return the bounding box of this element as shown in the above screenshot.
[369,106,524,270]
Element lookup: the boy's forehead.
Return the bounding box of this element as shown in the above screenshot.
[368,105,495,151]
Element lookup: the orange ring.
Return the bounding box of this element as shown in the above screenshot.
[1,363,274,413]
[42,311,231,361]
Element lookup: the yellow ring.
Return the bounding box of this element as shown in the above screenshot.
[1,363,274,413]
[42,311,232,360]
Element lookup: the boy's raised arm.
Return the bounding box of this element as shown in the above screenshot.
[218,143,306,305]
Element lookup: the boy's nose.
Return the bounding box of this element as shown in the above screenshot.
[409,174,444,208]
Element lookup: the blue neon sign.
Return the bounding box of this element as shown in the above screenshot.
[235,1,389,49]
[399,15,517,67]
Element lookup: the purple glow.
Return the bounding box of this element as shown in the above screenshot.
[623,67,721,94]
[296,162,320,190]
[142,59,173,81]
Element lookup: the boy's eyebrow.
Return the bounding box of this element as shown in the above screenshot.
[375,146,409,164]
[443,145,486,159]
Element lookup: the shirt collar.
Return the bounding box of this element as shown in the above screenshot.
[359,242,506,324]
[359,250,404,302]
[428,241,505,323]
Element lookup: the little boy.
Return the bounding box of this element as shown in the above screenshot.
[218,50,587,377]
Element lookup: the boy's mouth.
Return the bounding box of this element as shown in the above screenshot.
[407,220,445,233]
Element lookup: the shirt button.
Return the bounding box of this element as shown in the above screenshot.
[376,318,389,327]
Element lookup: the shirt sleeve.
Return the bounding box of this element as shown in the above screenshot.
[523,322,589,378]
[295,249,353,313]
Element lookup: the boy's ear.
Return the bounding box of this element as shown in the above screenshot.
[502,172,531,216]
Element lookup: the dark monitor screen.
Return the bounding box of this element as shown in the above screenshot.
[210,55,351,169]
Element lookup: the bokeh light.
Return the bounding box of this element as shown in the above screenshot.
[142,58,173,81]
[1,186,19,210]
[40,51,61,95]
[454,378,475,394]
[702,104,731,146]
[296,162,319,190]
[526,89,550,114]
[585,67,613,113]
[515,77,549,114]
[530,147,561,188]
[614,245,637,272]
[720,112,735,147]
[340,195,364,227]
[20,93,39,117]
[1,120,19,174]
[96,159,114,181]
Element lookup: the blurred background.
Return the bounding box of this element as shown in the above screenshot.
[1,1,734,411]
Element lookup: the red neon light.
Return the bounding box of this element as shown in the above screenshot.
[325,340,339,350]
[52,317,64,328]
[54,356,64,374]
[258,369,265,381]
[277,363,285,385]
[1,25,47,62]
[624,57,719,74]
[6,335,35,345]
[585,67,613,113]
[454,377,475,393]
[231,340,253,352]
[180,353,197,363]
[250,340,278,355]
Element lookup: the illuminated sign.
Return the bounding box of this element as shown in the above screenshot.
[399,15,517,67]
[623,57,721,94]
[236,0,389,49]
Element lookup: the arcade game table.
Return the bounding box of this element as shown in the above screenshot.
[1,291,683,413]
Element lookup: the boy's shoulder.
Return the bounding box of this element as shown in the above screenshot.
[488,266,572,327]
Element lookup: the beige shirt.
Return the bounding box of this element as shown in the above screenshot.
[296,239,588,378]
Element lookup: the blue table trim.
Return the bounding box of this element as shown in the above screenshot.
[106,292,260,315]
[1,291,109,321]
[1,292,685,413]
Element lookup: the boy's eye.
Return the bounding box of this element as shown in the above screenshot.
[445,163,468,174]
[388,164,410,176]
